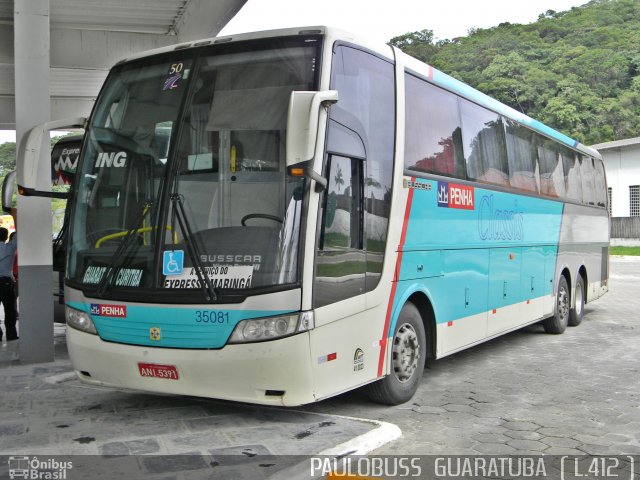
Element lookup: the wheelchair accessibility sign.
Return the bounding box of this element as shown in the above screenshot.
[163,250,184,276]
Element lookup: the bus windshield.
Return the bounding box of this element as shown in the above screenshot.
[67,37,320,300]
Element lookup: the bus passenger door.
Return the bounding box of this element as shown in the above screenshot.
[309,44,395,400]
[310,153,368,400]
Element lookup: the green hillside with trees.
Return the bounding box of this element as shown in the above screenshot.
[0,135,73,174]
[0,0,636,166]
[390,0,640,145]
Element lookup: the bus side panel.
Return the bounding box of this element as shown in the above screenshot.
[436,248,489,351]
[309,300,388,401]
[487,247,523,336]
[556,203,610,305]
[543,245,559,316]
[384,177,565,359]
[520,246,546,319]
[394,250,491,357]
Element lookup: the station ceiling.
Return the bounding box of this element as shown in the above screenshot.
[0,0,247,128]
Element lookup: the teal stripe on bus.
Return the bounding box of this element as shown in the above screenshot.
[388,178,563,334]
[68,302,293,349]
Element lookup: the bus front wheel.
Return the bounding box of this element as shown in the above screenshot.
[543,275,570,334]
[365,302,426,405]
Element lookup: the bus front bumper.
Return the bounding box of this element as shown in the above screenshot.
[66,326,316,406]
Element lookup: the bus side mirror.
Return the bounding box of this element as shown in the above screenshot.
[2,171,15,213]
[286,90,338,191]
[17,116,86,198]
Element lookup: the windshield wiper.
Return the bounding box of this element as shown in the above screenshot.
[96,200,152,297]
[170,193,218,303]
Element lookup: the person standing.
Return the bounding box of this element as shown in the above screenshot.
[0,227,18,341]
[9,231,18,317]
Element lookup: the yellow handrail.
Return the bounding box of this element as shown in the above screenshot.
[95,226,179,248]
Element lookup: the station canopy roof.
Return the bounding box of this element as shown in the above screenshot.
[0,0,248,128]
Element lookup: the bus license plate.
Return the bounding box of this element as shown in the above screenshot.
[138,363,179,380]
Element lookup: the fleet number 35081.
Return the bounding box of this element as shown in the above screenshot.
[195,311,229,324]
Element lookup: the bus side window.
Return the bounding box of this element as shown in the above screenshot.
[460,99,509,188]
[404,73,466,180]
[562,150,583,203]
[320,156,363,250]
[580,156,596,206]
[537,140,566,198]
[594,159,608,208]
[504,120,539,193]
[315,155,365,307]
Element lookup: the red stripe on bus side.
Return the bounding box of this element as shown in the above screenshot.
[377,178,416,377]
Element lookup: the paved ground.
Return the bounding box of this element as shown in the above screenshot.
[306,256,640,456]
[0,257,638,477]
[0,335,396,477]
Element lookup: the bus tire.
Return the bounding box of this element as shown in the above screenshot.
[365,302,426,405]
[543,275,570,334]
[569,275,585,327]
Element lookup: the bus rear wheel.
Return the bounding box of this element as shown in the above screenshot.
[365,302,426,405]
[543,275,570,334]
[568,275,585,327]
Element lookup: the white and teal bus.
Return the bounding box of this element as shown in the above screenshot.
[19,26,609,406]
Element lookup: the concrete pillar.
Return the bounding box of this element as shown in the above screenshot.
[14,0,54,363]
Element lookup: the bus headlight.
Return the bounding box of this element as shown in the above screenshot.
[228,311,314,344]
[65,306,98,335]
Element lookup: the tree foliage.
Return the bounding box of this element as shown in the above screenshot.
[389,0,640,145]
[0,142,16,173]
[0,134,76,173]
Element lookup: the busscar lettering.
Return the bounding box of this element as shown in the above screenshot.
[403,179,432,191]
[200,254,262,270]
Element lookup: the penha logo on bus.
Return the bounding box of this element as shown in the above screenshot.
[90,303,127,318]
[437,181,475,210]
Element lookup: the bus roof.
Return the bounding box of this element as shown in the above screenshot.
[113,25,600,161]
[115,26,332,65]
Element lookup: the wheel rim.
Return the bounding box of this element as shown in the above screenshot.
[392,323,421,383]
[575,283,583,316]
[558,284,570,322]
